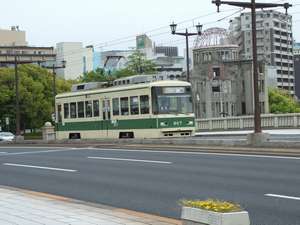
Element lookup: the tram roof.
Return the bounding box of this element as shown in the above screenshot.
[56,80,191,99]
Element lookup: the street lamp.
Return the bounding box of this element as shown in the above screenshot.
[42,60,67,109]
[170,22,203,82]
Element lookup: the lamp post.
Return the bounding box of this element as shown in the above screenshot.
[42,60,66,108]
[170,22,203,82]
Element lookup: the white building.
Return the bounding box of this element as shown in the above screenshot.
[55,42,93,80]
[229,10,294,94]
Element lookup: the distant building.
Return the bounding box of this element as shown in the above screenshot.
[55,42,93,80]
[0,26,27,46]
[0,46,56,67]
[0,27,56,69]
[155,46,178,57]
[152,56,185,80]
[294,43,300,98]
[93,51,102,71]
[101,50,134,74]
[192,28,277,118]
[136,34,154,58]
[136,34,152,50]
[229,10,294,94]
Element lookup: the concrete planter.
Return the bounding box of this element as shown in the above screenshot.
[181,206,250,225]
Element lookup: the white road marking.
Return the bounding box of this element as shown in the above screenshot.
[3,163,77,172]
[0,148,77,156]
[87,148,300,160]
[87,156,172,164]
[0,146,67,149]
[0,152,7,154]
[265,194,300,201]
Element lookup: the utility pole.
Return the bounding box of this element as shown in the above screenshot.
[14,56,21,137]
[212,0,292,134]
[42,61,66,108]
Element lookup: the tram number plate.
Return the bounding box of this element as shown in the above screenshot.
[173,121,182,126]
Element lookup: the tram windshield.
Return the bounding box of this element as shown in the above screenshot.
[152,86,193,114]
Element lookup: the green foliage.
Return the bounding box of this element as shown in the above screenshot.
[80,68,108,82]
[0,64,73,132]
[127,51,156,74]
[269,88,300,113]
[112,68,137,78]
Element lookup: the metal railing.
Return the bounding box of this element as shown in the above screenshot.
[196,113,300,131]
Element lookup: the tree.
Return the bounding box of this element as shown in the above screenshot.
[80,68,107,82]
[127,51,156,74]
[0,64,74,132]
[269,88,300,113]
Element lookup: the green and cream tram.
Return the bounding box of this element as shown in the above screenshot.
[55,79,195,139]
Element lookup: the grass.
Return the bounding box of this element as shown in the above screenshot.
[180,199,243,213]
[24,132,42,140]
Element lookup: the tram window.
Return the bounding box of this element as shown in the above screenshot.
[93,100,100,117]
[120,97,129,115]
[102,101,106,120]
[57,104,62,123]
[70,102,77,118]
[78,101,84,118]
[130,96,139,115]
[63,103,69,119]
[85,101,92,118]
[140,95,149,114]
[113,98,120,116]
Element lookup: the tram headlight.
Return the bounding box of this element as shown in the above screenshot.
[187,121,194,126]
[160,121,168,127]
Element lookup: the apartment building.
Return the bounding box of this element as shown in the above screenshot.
[229,10,294,94]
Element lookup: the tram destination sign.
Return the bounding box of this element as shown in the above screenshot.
[163,87,185,94]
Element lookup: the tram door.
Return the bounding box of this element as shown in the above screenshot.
[102,99,111,137]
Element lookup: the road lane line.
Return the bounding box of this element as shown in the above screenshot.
[87,156,172,164]
[0,148,78,156]
[88,148,300,160]
[0,146,67,149]
[0,152,7,154]
[3,163,77,172]
[265,194,300,201]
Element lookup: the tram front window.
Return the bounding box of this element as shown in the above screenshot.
[152,87,193,114]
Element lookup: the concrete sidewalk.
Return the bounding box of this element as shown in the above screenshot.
[0,186,181,225]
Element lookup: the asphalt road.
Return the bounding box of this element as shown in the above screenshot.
[0,146,299,225]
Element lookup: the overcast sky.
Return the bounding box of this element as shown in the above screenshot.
[1,0,299,55]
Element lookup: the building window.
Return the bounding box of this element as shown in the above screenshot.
[70,102,77,118]
[120,97,129,115]
[63,103,69,119]
[93,100,100,117]
[130,96,139,115]
[213,67,220,79]
[212,86,220,92]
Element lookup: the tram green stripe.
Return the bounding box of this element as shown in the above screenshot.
[56,117,194,131]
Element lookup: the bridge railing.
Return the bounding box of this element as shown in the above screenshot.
[195,113,300,131]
